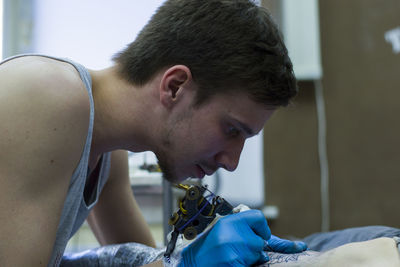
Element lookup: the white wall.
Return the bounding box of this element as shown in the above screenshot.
[281,0,322,80]
[32,0,166,69]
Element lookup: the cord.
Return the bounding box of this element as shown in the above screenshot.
[177,193,215,232]
[314,79,330,232]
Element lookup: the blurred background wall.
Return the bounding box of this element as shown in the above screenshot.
[263,0,400,238]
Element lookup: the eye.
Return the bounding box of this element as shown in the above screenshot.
[226,125,240,137]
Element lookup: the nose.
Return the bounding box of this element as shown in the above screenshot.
[215,139,245,172]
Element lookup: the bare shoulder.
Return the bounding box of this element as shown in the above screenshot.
[0,56,90,180]
[0,55,89,107]
[0,56,91,265]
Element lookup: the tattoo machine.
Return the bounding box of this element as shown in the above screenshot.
[164,183,234,258]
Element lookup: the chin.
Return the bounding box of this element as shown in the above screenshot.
[158,159,190,183]
[161,171,182,184]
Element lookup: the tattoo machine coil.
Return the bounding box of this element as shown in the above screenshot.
[164,183,233,258]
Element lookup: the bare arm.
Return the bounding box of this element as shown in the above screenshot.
[259,237,400,267]
[87,150,156,247]
[142,260,164,267]
[0,57,90,265]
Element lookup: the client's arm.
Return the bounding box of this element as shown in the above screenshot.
[260,237,400,267]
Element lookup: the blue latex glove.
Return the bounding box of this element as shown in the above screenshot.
[178,210,271,267]
[265,235,308,253]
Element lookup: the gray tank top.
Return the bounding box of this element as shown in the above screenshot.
[1,55,111,267]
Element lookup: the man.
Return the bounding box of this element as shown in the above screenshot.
[0,0,306,266]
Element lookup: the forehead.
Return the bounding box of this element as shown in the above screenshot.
[196,92,275,135]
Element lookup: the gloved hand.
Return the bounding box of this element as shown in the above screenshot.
[178,209,271,267]
[265,235,308,253]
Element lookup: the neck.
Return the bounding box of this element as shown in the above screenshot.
[88,66,158,160]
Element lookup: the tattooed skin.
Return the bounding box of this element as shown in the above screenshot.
[260,251,320,266]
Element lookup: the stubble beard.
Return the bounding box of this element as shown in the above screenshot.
[157,153,178,183]
[157,105,195,184]
[156,127,180,184]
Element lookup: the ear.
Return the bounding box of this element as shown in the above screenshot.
[159,65,193,109]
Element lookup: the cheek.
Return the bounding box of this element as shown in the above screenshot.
[192,129,225,157]
[183,112,225,157]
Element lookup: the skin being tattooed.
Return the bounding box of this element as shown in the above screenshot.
[258,237,400,267]
[260,251,320,266]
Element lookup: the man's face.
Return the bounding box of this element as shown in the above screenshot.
[156,92,275,184]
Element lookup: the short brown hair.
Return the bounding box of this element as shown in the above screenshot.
[113,0,297,107]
